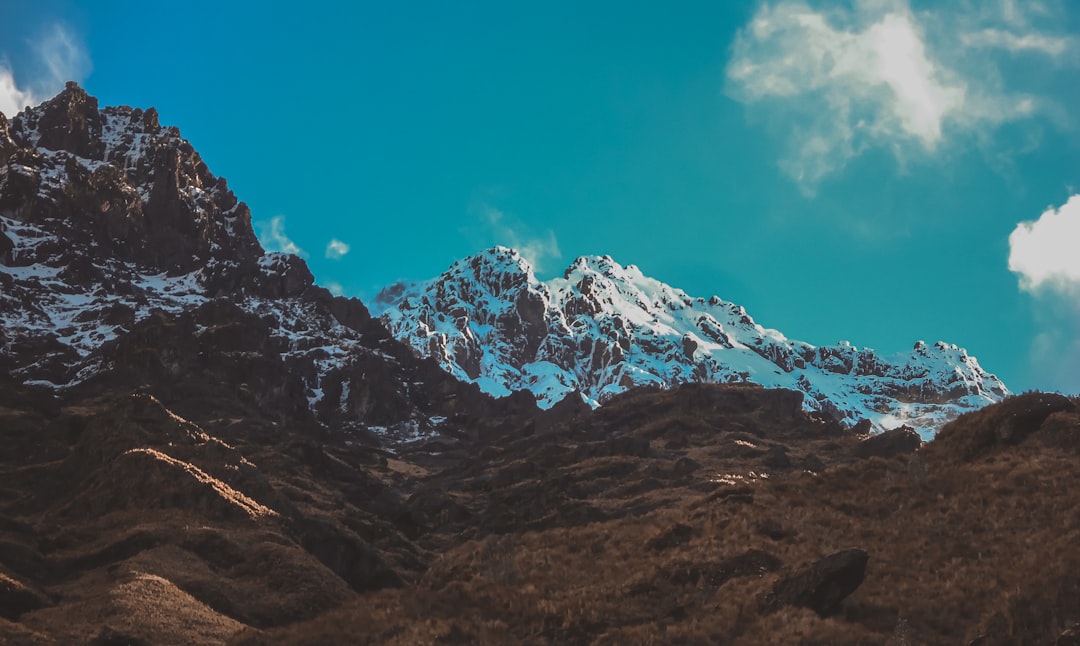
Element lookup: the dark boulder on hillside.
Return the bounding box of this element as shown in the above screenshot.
[764,548,869,617]
[854,426,922,459]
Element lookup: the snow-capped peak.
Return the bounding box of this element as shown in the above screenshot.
[377,247,1009,437]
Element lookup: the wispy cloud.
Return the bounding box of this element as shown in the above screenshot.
[255,216,306,257]
[0,23,91,117]
[1009,194,1080,394]
[725,0,1068,192]
[325,239,350,260]
[961,29,1075,58]
[473,202,562,273]
[34,24,91,87]
[325,281,345,296]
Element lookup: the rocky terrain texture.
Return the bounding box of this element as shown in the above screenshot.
[2,87,1077,644]
[374,247,1008,436]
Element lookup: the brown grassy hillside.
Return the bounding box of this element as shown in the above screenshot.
[235,389,1080,645]
[2,381,1078,644]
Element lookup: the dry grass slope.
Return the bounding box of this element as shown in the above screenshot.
[2,381,1079,644]
[235,389,1080,644]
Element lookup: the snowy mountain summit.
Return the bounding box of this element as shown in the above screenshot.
[0,84,510,442]
[374,247,1008,436]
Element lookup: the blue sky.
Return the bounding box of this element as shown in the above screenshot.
[2,1,1078,394]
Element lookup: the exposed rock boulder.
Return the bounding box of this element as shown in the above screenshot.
[763,548,869,617]
[854,426,922,459]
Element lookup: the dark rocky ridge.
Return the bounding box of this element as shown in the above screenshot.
[5,82,262,271]
[1,83,527,441]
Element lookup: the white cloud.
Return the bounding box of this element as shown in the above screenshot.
[0,24,91,118]
[1008,194,1080,292]
[477,203,562,273]
[325,281,345,296]
[726,0,1068,192]
[1009,194,1080,394]
[0,66,36,117]
[256,216,306,257]
[325,239,350,259]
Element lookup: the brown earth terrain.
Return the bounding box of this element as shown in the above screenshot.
[1,379,1078,644]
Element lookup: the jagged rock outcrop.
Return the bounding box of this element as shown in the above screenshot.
[375,247,1009,436]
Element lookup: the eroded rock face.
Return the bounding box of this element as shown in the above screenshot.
[376,248,1009,435]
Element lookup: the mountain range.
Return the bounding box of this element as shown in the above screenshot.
[1,85,1077,645]
[374,246,1007,436]
[2,83,1008,441]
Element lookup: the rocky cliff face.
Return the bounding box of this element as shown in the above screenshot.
[0,84,523,443]
[374,247,1009,436]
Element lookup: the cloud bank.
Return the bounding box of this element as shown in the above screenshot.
[256,216,306,257]
[725,0,1067,191]
[0,24,91,117]
[325,239,350,260]
[1009,194,1080,293]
